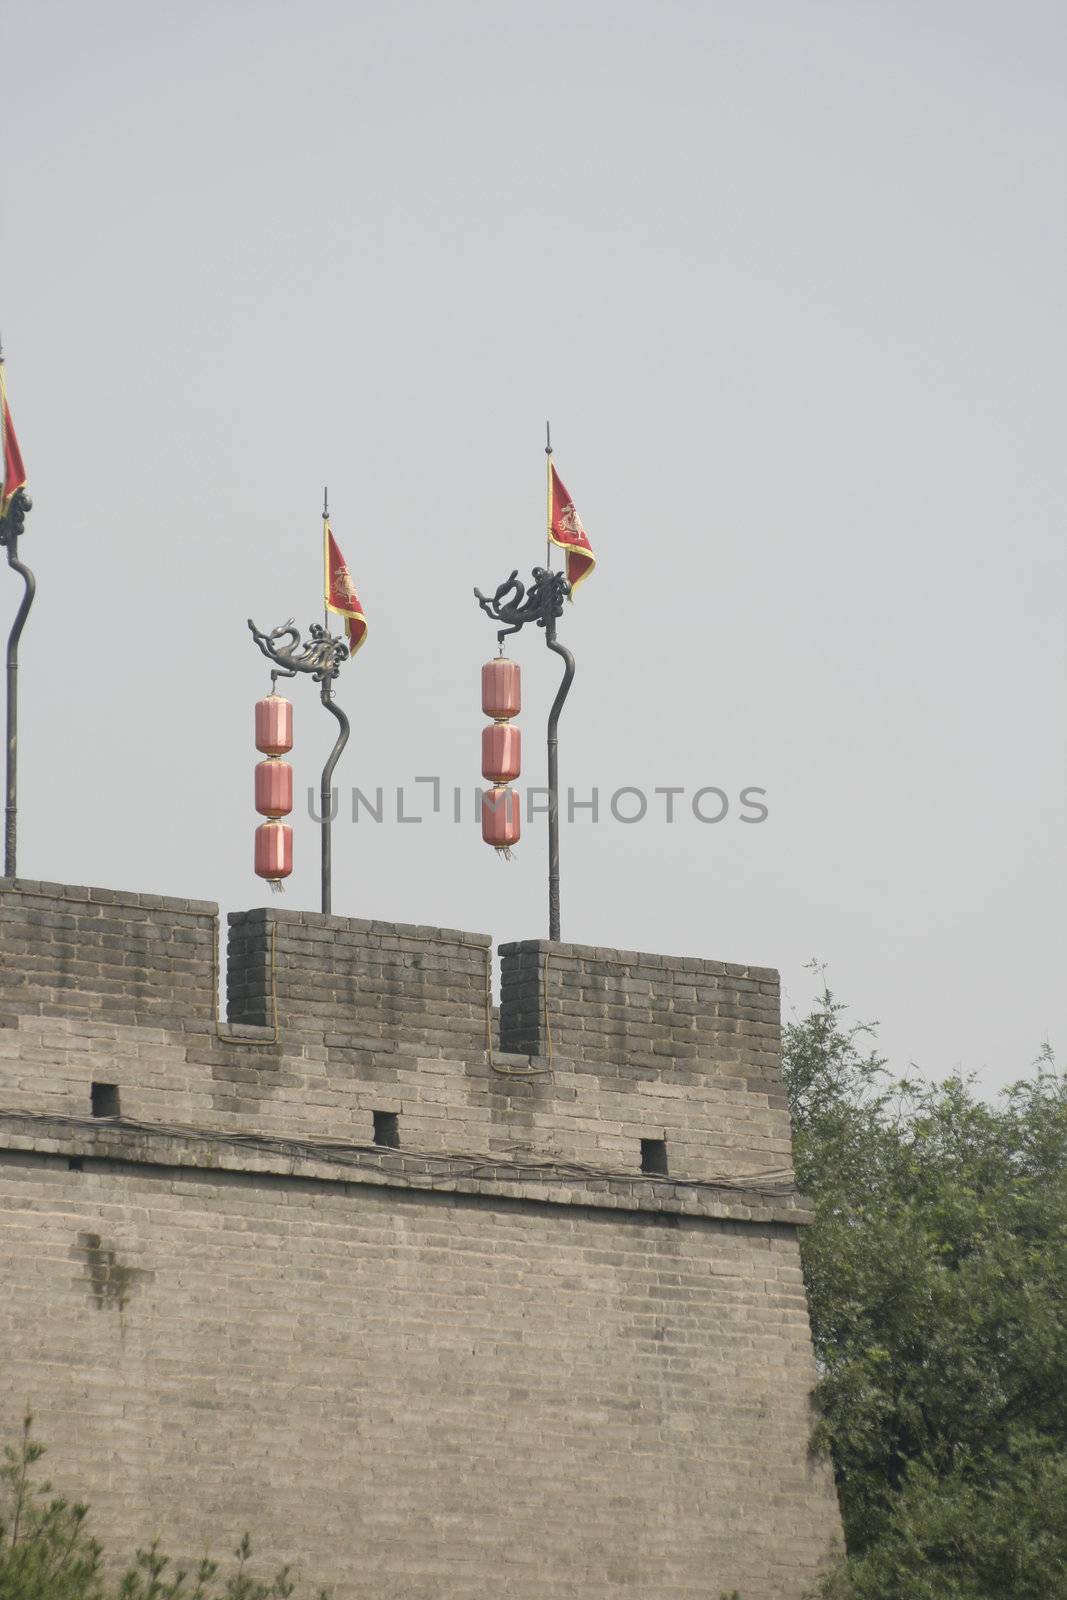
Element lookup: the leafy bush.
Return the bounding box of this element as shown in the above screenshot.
[783,974,1067,1597]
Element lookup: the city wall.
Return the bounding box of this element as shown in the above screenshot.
[0,878,841,1600]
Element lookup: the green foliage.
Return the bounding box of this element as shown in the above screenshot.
[0,1418,101,1600]
[818,1434,1067,1600]
[0,1421,323,1600]
[782,971,1067,1596]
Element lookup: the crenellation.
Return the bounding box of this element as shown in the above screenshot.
[0,877,841,1596]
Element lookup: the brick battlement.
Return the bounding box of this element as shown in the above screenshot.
[0,879,217,1024]
[227,906,492,1051]
[499,936,783,1088]
[0,878,784,1073]
[0,877,796,1202]
[0,876,842,1596]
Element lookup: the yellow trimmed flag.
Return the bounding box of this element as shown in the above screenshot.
[324,524,367,655]
[549,462,595,590]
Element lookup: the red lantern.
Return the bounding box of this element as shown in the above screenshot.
[481,658,521,855]
[255,821,293,882]
[255,759,293,819]
[255,695,294,887]
[255,695,293,756]
[482,786,520,852]
[481,722,521,783]
[482,658,521,720]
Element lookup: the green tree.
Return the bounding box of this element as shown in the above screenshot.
[782,975,1067,1597]
[0,1419,323,1600]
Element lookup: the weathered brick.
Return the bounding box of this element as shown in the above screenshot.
[0,879,841,1597]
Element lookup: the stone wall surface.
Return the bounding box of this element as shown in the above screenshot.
[0,879,842,1598]
[0,879,217,1024]
[226,907,493,1053]
[498,938,782,1086]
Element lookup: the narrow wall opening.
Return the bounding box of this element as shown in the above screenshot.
[373,1110,400,1148]
[640,1137,668,1176]
[90,1083,120,1118]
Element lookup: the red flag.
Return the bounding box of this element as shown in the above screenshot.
[0,365,27,518]
[548,463,595,591]
[324,525,367,655]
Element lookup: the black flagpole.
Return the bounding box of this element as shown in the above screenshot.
[1,343,35,879]
[320,486,349,915]
[544,421,574,942]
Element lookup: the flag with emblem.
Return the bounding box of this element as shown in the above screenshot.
[324,522,367,655]
[548,462,595,591]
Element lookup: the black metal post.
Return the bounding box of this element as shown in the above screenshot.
[544,615,575,942]
[319,678,350,915]
[3,491,34,879]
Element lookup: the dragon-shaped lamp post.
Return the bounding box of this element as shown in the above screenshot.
[473,566,574,941]
[248,618,350,915]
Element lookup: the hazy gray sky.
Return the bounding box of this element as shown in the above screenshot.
[3,0,1064,1093]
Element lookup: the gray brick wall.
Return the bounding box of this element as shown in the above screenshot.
[0,879,217,1026]
[0,1011,798,1193]
[0,1139,841,1600]
[499,939,783,1091]
[0,879,843,1597]
[227,907,492,1054]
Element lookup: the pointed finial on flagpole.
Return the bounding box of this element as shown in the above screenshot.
[545,422,553,569]
[322,487,330,631]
